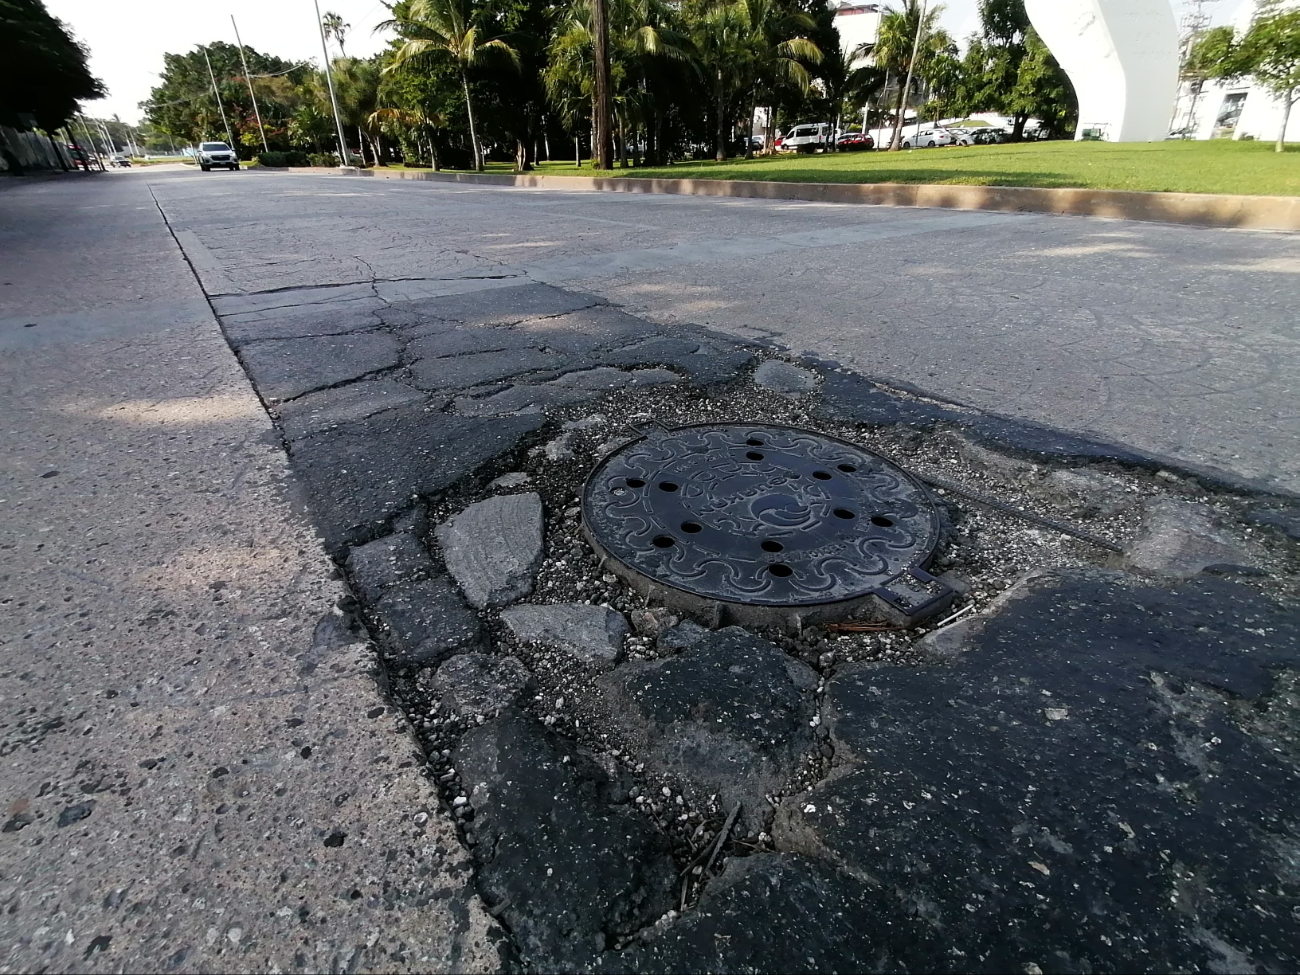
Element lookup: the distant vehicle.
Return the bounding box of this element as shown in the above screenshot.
[900,128,956,149]
[835,132,874,151]
[110,153,131,167]
[947,129,974,146]
[781,123,831,153]
[197,142,239,172]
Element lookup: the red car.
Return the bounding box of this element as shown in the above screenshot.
[835,132,875,151]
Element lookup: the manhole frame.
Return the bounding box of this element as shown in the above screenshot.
[580,422,955,631]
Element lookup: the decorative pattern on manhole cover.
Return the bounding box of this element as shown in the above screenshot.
[581,424,953,627]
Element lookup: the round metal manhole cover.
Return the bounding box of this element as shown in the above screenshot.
[581,424,952,626]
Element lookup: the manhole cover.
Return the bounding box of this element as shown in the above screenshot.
[582,423,954,628]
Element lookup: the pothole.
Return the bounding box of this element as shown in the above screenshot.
[582,423,952,630]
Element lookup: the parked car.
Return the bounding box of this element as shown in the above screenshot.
[835,132,875,151]
[947,129,974,146]
[197,141,239,172]
[900,128,956,149]
[781,122,831,153]
[969,127,1007,145]
[110,153,131,167]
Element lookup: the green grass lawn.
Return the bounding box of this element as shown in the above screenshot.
[514,140,1297,197]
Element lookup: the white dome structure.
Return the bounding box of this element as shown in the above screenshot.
[1025,0,1181,141]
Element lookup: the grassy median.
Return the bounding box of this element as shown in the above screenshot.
[517,140,1298,197]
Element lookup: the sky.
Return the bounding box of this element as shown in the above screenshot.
[51,0,1243,125]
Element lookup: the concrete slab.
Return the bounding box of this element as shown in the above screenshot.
[0,172,501,974]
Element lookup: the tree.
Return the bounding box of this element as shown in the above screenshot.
[1006,27,1074,138]
[322,11,351,56]
[0,0,105,132]
[817,42,884,151]
[383,0,521,171]
[1199,3,1300,152]
[875,0,943,150]
[692,0,820,162]
[333,57,382,164]
[144,42,306,153]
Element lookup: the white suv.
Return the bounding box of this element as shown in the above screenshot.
[197,142,239,172]
[781,123,831,153]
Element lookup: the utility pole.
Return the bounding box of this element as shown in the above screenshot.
[232,17,270,153]
[203,46,237,147]
[591,0,614,169]
[889,0,927,151]
[314,0,352,166]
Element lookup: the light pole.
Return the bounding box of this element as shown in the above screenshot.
[232,17,270,153]
[202,46,237,148]
[314,0,351,167]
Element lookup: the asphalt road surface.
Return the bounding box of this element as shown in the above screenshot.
[147,166,1300,493]
[2,166,1297,974]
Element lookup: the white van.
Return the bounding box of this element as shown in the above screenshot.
[780,123,831,153]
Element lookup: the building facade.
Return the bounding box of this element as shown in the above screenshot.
[1170,0,1300,143]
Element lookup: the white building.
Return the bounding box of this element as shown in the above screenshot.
[1170,0,1300,143]
[831,2,883,65]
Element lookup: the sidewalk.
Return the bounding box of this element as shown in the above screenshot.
[0,173,498,972]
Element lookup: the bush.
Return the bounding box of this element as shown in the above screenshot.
[308,151,339,167]
[256,150,311,168]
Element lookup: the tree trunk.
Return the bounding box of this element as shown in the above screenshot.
[431,132,441,171]
[575,133,581,167]
[888,78,908,150]
[1278,89,1295,153]
[591,0,614,169]
[618,113,627,168]
[356,126,367,165]
[462,70,483,171]
[715,69,727,162]
[745,94,756,158]
[1012,113,1027,141]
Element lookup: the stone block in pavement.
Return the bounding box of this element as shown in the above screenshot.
[374,576,482,667]
[604,853,941,974]
[287,405,544,555]
[437,493,545,609]
[238,332,401,402]
[500,603,629,668]
[753,360,819,395]
[275,378,427,441]
[601,626,818,833]
[421,653,532,719]
[347,532,436,604]
[774,569,1300,973]
[455,709,676,972]
[1125,498,1256,577]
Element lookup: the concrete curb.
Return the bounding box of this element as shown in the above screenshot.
[261,165,1300,232]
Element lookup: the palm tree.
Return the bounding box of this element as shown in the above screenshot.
[547,0,692,168]
[322,12,351,56]
[382,0,520,171]
[694,0,820,162]
[876,0,943,151]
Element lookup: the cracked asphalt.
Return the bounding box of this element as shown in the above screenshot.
[146,167,1300,494]
[2,165,1298,974]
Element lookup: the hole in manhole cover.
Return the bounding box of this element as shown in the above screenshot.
[581,423,955,629]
